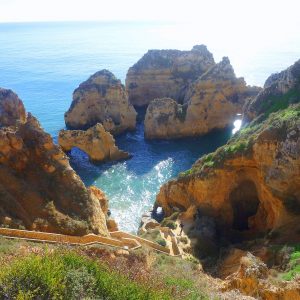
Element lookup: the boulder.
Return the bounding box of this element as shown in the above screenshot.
[65,70,137,134]
[0,88,109,236]
[59,123,130,163]
[126,45,215,107]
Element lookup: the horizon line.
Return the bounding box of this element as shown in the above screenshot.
[0,19,180,25]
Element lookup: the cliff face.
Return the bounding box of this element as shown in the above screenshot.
[64,70,137,134]
[0,89,109,236]
[59,123,130,163]
[126,45,215,107]
[244,58,300,121]
[155,103,300,240]
[0,88,26,127]
[144,57,260,139]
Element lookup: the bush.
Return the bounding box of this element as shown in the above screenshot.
[161,219,177,230]
[161,212,179,229]
[281,245,300,281]
[0,251,171,300]
[157,238,167,247]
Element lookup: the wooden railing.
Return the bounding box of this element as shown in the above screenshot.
[0,227,181,256]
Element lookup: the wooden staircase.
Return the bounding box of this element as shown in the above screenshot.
[0,227,180,256]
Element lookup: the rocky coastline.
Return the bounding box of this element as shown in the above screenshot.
[1,45,300,299]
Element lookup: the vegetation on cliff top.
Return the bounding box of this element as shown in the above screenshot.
[0,237,212,300]
[179,102,300,178]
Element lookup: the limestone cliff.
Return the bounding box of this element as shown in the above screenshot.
[0,88,26,127]
[155,103,300,241]
[144,57,260,139]
[244,58,300,121]
[0,89,109,236]
[59,123,130,163]
[126,45,215,107]
[64,70,137,134]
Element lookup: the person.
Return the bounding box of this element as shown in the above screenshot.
[179,222,184,235]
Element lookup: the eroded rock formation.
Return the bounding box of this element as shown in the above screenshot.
[155,102,300,241]
[59,123,130,163]
[0,89,109,236]
[126,45,215,107]
[244,58,300,121]
[144,57,260,139]
[65,70,137,134]
[222,252,300,299]
[0,88,26,127]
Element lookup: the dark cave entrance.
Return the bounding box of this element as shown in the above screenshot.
[230,180,260,231]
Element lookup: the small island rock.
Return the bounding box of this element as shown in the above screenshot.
[126,45,215,107]
[65,70,137,134]
[59,123,130,163]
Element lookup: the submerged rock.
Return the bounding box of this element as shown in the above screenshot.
[59,123,130,163]
[0,88,109,236]
[144,57,260,139]
[126,45,215,107]
[65,70,137,134]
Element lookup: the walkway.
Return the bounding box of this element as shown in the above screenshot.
[0,227,181,256]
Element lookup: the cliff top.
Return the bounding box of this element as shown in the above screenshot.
[128,44,215,71]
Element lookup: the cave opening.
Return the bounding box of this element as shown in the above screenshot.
[230,180,260,231]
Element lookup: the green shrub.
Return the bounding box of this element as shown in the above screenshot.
[161,219,177,230]
[281,245,300,281]
[0,251,171,300]
[157,238,167,247]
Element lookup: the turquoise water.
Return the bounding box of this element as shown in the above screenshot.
[1,22,300,232]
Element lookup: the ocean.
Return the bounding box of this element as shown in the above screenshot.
[0,21,299,232]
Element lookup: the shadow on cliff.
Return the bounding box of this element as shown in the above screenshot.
[68,118,233,186]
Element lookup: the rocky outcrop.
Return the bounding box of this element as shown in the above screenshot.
[154,102,300,241]
[0,88,26,127]
[59,123,130,163]
[144,57,260,139]
[126,45,215,107]
[223,252,300,299]
[0,88,109,236]
[244,58,300,121]
[64,70,137,134]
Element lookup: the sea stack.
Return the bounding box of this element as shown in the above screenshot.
[65,70,137,134]
[126,45,215,107]
[144,57,260,139]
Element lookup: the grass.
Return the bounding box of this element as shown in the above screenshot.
[178,103,300,178]
[161,212,179,230]
[0,250,171,300]
[0,238,214,300]
[153,254,213,300]
[140,228,167,247]
[259,87,300,118]
[281,244,300,281]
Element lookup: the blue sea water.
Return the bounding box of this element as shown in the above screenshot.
[0,21,299,232]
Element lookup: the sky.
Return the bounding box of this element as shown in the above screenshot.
[1,0,299,47]
[0,0,299,27]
